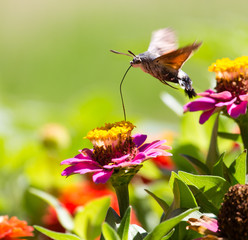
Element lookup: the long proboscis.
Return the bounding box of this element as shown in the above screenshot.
[120,65,132,121]
[110,49,133,58]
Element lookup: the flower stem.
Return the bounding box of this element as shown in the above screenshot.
[235,113,248,172]
[113,183,129,219]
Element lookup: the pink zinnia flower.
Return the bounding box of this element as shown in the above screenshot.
[184,57,248,124]
[61,121,172,184]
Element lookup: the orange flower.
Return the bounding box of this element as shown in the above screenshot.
[43,181,140,230]
[152,155,175,170]
[0,216,33,240]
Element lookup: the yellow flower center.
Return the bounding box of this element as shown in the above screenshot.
[86,121,135,148]
[209,57,248,78]
[85,121,136,166]
[208,57,248,99]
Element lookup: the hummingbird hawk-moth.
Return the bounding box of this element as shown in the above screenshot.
[111,28,202,98]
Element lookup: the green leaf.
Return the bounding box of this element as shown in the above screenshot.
[169,172,198,210]
[161,228,175,239]
[74,196,110,240]
[103,207,121,230]
[145,189,169,213]
[100,207,121,240]
[30,188,74,231]
[169,221,201,240]
[213,152,225,177]
[143,208,198,240]
[178,171,230,214]
[35,226,81,240]
[102,222,121,240]
[206,113,219,171]
[163,172,197,221]
[218,132,240,141]
[180,154,210,174]
[225,150,247,185]
[117,206,131,240]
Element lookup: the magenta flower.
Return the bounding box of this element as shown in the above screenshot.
[184,57,248,124]
[61,121,172,184]
[183,89,248,124]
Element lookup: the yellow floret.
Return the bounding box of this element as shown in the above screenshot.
[209,56,248,73]
[85,121,135,141]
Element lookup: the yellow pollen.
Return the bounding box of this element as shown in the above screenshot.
[209,56,248,75]
[85,121,135,144]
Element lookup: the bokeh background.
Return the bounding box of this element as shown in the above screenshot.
[1,0,248,237]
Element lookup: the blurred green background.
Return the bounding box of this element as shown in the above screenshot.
[0,0,247,232]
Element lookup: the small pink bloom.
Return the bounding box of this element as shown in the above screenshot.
[61,122,172,184]
[184,89,248,124]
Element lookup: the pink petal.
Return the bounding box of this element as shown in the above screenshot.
[197,89,215,97]
[227,101,248,118]
[201,218,218,233]
[209,91,232,100]
[159,145,172,150]
[147,149,172,157]
[61,158,94,165]
[61,162,101,176]
[92,170,113,184]
[81,148,94,158]
[199,108,216,124]
[139,140,167,152]
[239,94,248,101]
[183,97,216,112]
[215,97,236,107]
[112,154,130,164]
[132,134,147,147]
[133,152,146,161]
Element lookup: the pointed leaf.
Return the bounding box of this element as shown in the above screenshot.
[169,172,198,209]
[213,152,225,177]
[35,226,81,240]
[74,196,110,240]
[144,208,198,240]
[163,172,197,221]
[145,189,169,213]
[180,154,210,174]
[104,207,121,229]
[30,188,74,231]
[226,150,247,185]
[178,171,230,213]
[117,206,131,240]
[206,113,219,171]
[102,222,121,240]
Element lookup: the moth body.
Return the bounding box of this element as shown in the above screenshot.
[111,27,202,98]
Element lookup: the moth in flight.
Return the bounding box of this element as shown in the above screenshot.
[111,28,202,98]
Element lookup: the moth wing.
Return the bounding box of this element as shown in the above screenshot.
[154,42,202,70]
[147,28,178,56]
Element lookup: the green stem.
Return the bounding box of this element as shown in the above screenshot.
[206,113,219,172]
[238,122,248,152]
[235,113,248,172]
[113,183,129,219]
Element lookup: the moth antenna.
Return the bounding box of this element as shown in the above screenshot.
[128,50,136,57]
[110,49,133,58]
[120,65,132,121]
